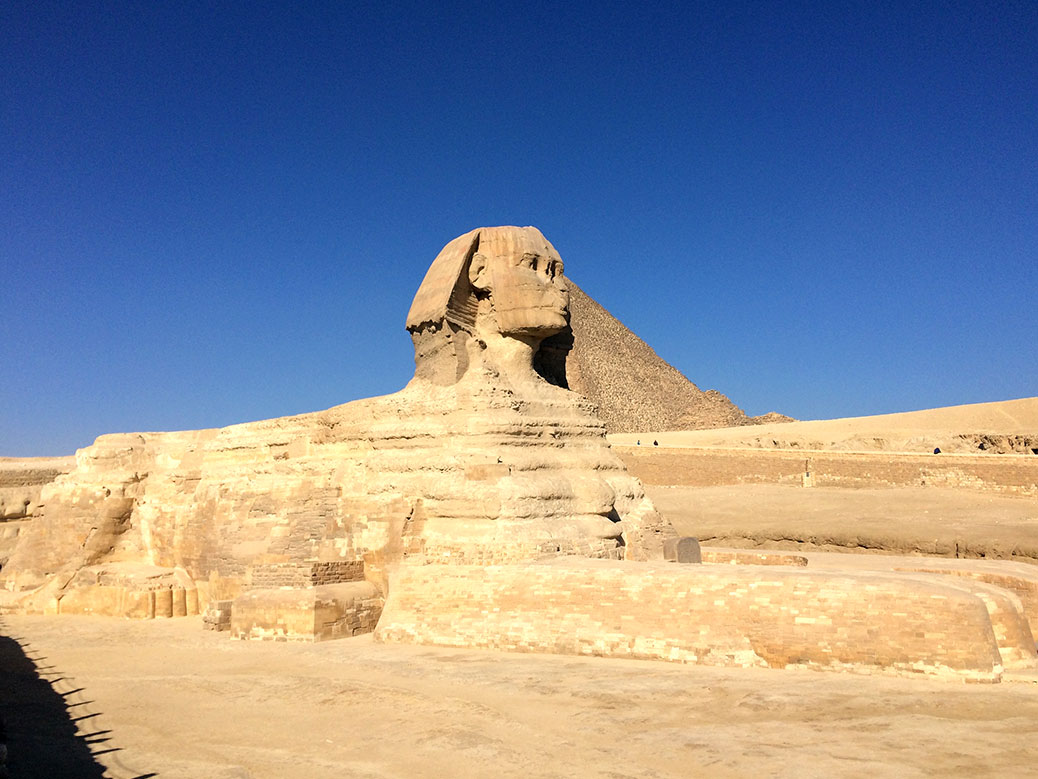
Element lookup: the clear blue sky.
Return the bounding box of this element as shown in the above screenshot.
[2,1,1036,456]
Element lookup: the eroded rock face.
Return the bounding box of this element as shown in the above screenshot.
[0,456,75,573]
[1,227,670,612]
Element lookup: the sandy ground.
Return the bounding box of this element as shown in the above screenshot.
[609,396,1038,453]
[649,484,1038,561]
[2,614,1038,779]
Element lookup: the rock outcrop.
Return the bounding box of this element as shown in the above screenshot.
[0,456,75,569]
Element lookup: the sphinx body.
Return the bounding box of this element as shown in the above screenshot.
[1,227,669,611]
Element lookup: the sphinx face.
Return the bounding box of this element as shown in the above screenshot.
[473,249,570,338]
[406,227,574,386]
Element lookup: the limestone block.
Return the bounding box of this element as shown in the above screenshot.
[154,588,173,618]
[663,536,702,564]
[56,585,153,618]
[230,582,382,642]
[203,599,234,631]
[171,587,188,617]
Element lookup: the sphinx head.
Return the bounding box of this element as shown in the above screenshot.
[467,227,569,337]
[406,226,571,384]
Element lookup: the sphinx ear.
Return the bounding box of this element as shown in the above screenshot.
[468,252,491,292]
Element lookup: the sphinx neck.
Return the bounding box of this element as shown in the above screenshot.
[478,331,545,388]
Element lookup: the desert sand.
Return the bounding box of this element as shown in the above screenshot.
[613,396,1038,563]
[609,396,1038,454]
[4,613,1038,779]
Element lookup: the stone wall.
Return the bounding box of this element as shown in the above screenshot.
[893,560,1038,640]
[0,456,74,489]
[249,561,366,589]
[375,559,1009,681]
[701,550,808,567]
[616,447,1038,497]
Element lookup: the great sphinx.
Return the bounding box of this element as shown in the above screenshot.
[3,227,1029,681]
[1,226,670,615]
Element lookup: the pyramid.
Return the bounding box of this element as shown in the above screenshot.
[550,282,788,433]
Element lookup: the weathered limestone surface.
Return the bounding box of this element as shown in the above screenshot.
[374,559,1010,681]
[0,456,75,569]
[50,563,200,619]
[894,559,1038,640]
[0,226,667,618]
[231,582,382,642]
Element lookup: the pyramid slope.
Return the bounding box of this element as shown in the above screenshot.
[564,282,774,432]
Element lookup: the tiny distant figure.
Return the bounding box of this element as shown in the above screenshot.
[933,447,941,454]
[636,440,641,446]
[653,440,658,447]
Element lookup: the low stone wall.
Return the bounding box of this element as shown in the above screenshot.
[0,456,75,519]
[0,456,74,489]
[930,578,1037,670]
[375,559,1008,681]
[894,560,1038,640]
[616,447,1038,496]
